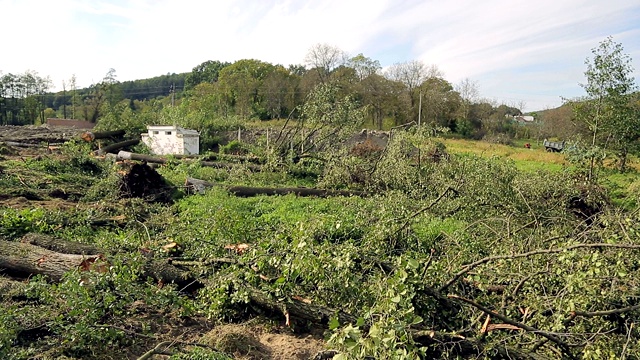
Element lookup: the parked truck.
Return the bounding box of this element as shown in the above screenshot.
[543,139,565,152]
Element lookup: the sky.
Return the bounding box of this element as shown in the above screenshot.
[2,0,640,112]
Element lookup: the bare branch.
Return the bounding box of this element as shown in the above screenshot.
[573,304,640,318]
[448,295,577,360]
[440,242,640,292]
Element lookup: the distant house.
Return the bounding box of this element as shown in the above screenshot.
[513,115,535,123]
[141,125,199,155]
[46,118,95,129]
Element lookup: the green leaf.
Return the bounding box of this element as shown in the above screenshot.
[329,317,340,330]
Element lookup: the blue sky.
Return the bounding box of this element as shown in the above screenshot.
[2,0,639,112]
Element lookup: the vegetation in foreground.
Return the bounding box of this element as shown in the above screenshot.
[0,36,639,360]
[0,125,639,360]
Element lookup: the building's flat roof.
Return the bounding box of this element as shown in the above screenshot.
[146,125,199,135]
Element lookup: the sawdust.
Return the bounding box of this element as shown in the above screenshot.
[201,323,327,360]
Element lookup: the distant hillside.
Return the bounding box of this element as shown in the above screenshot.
[119,72,188,101]
[43,72,189,109]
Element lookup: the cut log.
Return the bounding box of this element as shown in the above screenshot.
[4,141,42,148]
[117,151,167,164]
[0,240,103,282]
[199,161,262,172]
[20,233,102,255]
[117,151,262,171]
[244,285,358,327]
[0,239,198,289]
[0,276,27,299]
[185,177,368,198]
[94,139,140,155]
[81,130,126,142]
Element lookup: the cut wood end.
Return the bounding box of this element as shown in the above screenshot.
[486,323,522,332]
[480,314,491,334]
[292,295,312,304]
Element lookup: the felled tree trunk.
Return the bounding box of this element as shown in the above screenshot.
[199,161,262,172]
[0,240,98,282]
[244,285,358,327]
[0,238,198,289]
[117,151,167,164]
[20,233,102,255]
[185,177,368,198]
[117,151,263,171]
[95,139,140,155]
[81,130,126,142]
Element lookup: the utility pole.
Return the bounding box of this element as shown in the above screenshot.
[170,83,175,107]
[62,80,67,119]
[418,90,422,128]
[417,89,423,182]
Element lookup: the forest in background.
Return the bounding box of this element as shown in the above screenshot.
[2,44,540,140]
[1,39,639,171]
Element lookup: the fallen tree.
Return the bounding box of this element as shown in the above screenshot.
[95,139,140,155]
[0,236,198,289]
[185,177,368,197]
[81,130,126,142]
[117,151,263,171]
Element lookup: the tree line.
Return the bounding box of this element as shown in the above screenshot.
[1,44,528,139]
[2,40,638,158]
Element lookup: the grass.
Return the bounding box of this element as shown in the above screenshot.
[440,138,569,172]
[438,137,640,209]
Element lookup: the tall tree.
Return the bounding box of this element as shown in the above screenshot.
[348,53,381,81]
[0,71,51,125]
[359,74,406,129]
[304,43,348,83]
[385,61,443,122]
[217,59,277,119]
[260,65,299,119]
[69,74,78,119]
[455,78,479,121]
[419,77,461,130]
[184,60,231,90]
[567,36,637,177]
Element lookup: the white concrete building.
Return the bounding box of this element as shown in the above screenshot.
[141,125,199,155]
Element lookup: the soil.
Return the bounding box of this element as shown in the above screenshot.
[0,124,82,144]
[201,323,327,360]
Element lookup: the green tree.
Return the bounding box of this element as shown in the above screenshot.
[260,65,299,119]
[567,36,637,178]
[0,70,51,125]
[217,59,280,120]
[358,74,405,129]
[384,61,443,124]
[348,53,381,81]
[184,60,231,90]
[418,77,460,130]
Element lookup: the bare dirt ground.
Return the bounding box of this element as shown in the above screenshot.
[0,124,83,144]
[201,324,326,360]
